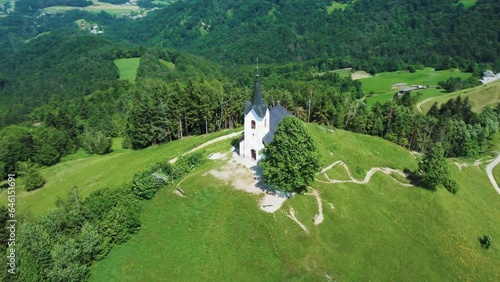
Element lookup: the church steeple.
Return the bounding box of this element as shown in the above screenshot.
[244,64,268,118]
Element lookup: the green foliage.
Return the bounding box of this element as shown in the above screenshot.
[438,76,480,92]
[48,239,89,282]
[417,143,449,189]
[131,170,158,200]
[79,222,103,263]
[18,221,53,281]
[81,131,112,155]
[443,178,460,194]
[480,235,493,250]
[0,126,35,174]
[261,116,320,193]
[104,0,500,72]
[17,161,46,191]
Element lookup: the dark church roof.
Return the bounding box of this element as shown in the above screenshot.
[263,104,292,144]
[244,75,268,118]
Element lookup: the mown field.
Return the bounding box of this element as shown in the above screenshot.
[0,128,240,216]
[114,57,141,82]
[362,68,472,107]
[90,124,500,281]
[326,0,348,13]
[459,0,478,8]
[417,80,500,113]
[42,0,140,16]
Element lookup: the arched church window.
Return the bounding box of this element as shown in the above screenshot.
[264,118,267,127]
[251,120,256,129]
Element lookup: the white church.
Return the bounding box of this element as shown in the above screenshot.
[239,74,291,161]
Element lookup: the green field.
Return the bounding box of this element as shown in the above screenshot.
[0,129,240,216]
[363,68,472,107]
[326,1,348,13]
[114,58,141,82]
[418,80,500,113]
[42,0,140,16]
[90,124,500,281]
[459,0,478,8]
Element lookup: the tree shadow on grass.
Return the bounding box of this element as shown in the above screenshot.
[403,168,437,191]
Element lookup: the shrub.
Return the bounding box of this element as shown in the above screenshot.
[131,170,158,200]
[480,235,493,250]
[81,131,112,154]
[443,178,460,194]
[17,161,46,191]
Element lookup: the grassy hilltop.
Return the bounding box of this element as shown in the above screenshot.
[88,124,500,281]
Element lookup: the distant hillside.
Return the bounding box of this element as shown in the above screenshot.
[418,80,500,113]
[105,0,500,71]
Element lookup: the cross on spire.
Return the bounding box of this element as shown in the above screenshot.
[256,57,259,77]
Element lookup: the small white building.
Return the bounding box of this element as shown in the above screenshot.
[480,70,500,84]
[239,74,291,161]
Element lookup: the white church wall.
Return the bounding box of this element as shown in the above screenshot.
[242,108,269,160]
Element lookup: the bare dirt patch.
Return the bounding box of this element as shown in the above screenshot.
[351,71,372,80]
[207,150,288,212]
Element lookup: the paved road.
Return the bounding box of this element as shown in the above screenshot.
[485,154,500,196]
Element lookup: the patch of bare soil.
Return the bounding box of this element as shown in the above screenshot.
[351,71,372,80]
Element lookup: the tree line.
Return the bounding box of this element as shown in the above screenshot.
[0,152,204,281]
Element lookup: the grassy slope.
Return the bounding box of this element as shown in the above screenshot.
[363,68,472,107]
[114,58,141,82]
[0,129,240,217]
[90,124,500,281]
[42,0,140,16]
[326,1,348,13]
[418,80,500,113]
[459,0,478,8]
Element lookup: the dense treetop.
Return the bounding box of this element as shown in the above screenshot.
[103,0,500,71]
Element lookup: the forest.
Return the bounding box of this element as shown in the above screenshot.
[0,0,499,279]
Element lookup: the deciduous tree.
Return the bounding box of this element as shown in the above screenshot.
[261,116,320,193]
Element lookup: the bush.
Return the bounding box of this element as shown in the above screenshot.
[17,161,46,191]
[443,178,460,194]
[131,170,158,200]
[81,131,112,154]
[480,235,493,250]
[121,138,132,149]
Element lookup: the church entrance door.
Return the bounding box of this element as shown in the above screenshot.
[251,149,256,160]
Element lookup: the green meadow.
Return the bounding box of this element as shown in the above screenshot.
[114,58,141,82]
[89,124,500,281]
[418,80,500,113]
[0,129,240,216]
[326,1,348,13]
[362,68,472,107]
[42,0,140,16]
[459,0,478,8]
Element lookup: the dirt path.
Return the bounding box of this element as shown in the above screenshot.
[416,97,433,114]
[317,161,412,187]
[284,208,308,233]
[306,187,324,225]
[485,154,500,196]
[454,158,492,171]
[169,131,242,163]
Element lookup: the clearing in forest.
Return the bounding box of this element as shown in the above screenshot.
[114,57,141,82]
[362,67,472,106]
[417,80,500,113]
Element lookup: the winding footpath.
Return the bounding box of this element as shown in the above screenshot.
[485,154,500,196]
[169,131,243,163]
[317,161,412,187]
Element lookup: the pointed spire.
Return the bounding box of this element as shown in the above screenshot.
[243,60,268,118]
